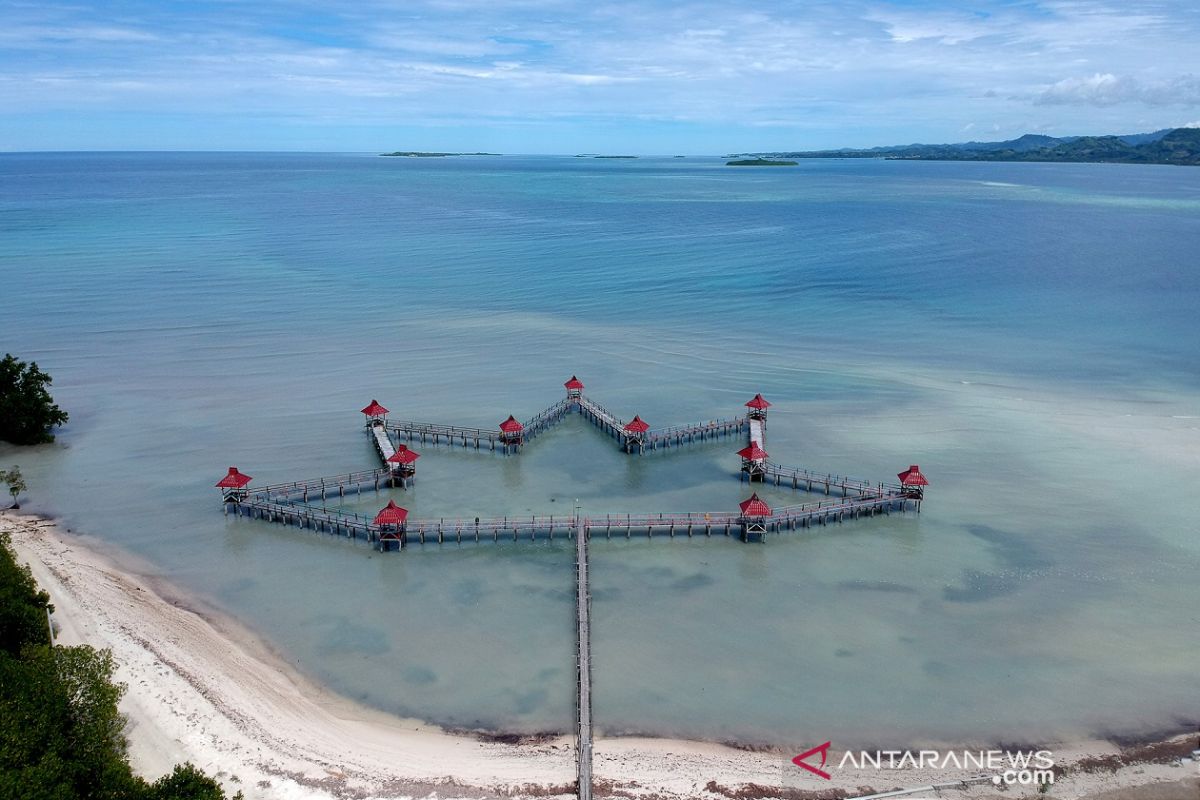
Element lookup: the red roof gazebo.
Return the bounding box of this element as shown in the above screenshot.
[361,399,389,422]
[897,465,928,499]
[897,465,928,486]
[216,467,253,489]
[745,393,771,419]
[216,467,253,503]
[387,446,420,481]
[564,375,585,398]
[736,442,769,461]
[373,500,409,527]
[387,445,420,466]
[499,415,525,448]
[623,415,650,434]
[738,493,772,517]
[736,441,769,481]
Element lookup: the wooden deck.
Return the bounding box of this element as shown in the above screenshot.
[223,385,923,549]
[574,518,593,800]
[220,382,927,800]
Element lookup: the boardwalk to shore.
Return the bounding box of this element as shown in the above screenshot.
[574,517,593,800]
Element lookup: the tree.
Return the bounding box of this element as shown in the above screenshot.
[0,534,240,799]
[0,466,27,508]
[0,354,69,445]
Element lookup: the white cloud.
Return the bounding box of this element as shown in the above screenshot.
[1035,72,1200,106]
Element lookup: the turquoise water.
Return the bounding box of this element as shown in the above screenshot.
[1,153,1198,745]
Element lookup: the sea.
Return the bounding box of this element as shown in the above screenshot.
[1,152,1198,747]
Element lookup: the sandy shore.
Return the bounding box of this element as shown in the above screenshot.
[4,511,1197,800]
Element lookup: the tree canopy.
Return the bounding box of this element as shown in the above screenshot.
[0,354,69,445]
[0,532,241,799]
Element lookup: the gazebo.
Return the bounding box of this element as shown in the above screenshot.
[738,492,772,542]
[622,415,650,453]
[361,399,389,426]
[374,500,409,550]
[736,441,769,481]
[215,467,252,503]
[896,465,929,499]
[499,415,525,450]
[386,445,421,485]
[564,375,585,400]
[745,393,771,421]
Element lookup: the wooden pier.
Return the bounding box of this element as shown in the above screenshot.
[219,379,929,800]
[574,515,593,800]
[220,378,928,550]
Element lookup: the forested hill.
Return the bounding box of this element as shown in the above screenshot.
[755,127,1200,166]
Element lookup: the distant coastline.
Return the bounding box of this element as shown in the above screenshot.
[746,126,1200,166]
[380,151,500,157]
[726,158,798,167]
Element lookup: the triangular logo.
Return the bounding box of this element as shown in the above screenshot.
[792,740,833,780]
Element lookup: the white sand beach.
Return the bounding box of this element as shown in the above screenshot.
[4,511,1197,800]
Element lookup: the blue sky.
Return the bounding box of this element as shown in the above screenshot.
[2,0,1199,152]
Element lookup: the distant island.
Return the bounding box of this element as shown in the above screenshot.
[380,151,499,157]
[744,127,1200,166]
[726,158,798,167]
[575,154,638,159]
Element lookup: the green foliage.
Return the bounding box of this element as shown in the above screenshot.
[0,534,238,799]
[0,531,52,654]
[0,466,27,504]
[0,354,69,445]
[145,763,243,800]
[726,159,798,166]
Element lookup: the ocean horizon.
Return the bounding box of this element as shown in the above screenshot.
[2,152,1198,747]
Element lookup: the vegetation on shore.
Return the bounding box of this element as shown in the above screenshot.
[0,354,68,445]
[0,467,25,508]
[755,127,1200,166]
[726,158,798,166]
[0,530,241,799]
[379,151,499,157]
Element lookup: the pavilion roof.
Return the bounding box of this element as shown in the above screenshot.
[745,393,772,410]
[386,446,420,465]
[623,415,650,434]
[216,467,252,489]
[564,375,585,390]
[373,500,409,526]
[361,399,389,417]
[897,465,929,486]
[499,415,524,433]
[738,493,772,516]
[736,442,769,460]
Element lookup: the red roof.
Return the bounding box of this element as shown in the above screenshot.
[737,442,769,460]
[897,465,929,486]
[499,415,524,433]
[373,500,409,526]
[215,467,252,489]
[386,446,420,465]
[745,393,772,410]
[361,399,389,417]
[564,375,585,390]
[623,415,650,433]
[739,493,772,516]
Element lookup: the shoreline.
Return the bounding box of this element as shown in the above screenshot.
[4,511,1197,800]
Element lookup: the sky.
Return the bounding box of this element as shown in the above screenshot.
[1,0,1199,153]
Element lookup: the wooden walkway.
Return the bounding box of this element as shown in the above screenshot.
[383,394,745,456]
[219,382,927,800]
[225,492,916,548]
[222,384,922,549]
[574,519,593,800]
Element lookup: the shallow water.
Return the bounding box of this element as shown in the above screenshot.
[1,153,1198,745]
